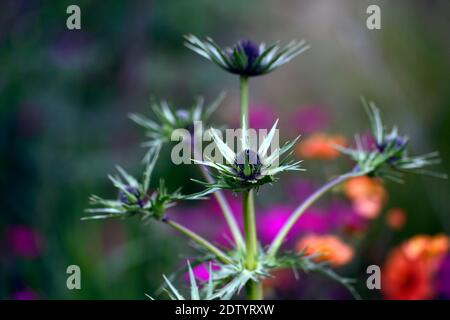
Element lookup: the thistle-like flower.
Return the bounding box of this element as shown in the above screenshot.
[129,93,225,151]
[83,147,183,221]
[336,99,446,182]
[193,118,303,193]
[184,34,310,77]
[150,261,216,300]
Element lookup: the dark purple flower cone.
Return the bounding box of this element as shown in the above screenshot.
[237,40,260,67]
[234,149,262,180]
[119,186,147,208]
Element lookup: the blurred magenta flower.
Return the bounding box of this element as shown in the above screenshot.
[327,201,368,235]
[12,289,39,300]
[258,205,294,244]
[290,105,329,134]
[258,205,328,245]
[5,225,43,259]
[294,208,329,235]
[208,194,243,247]
[189,263,220,282]
[192,263,211,282]
[436,254,450,299]
[171,192,242,248]
[287,182,367,235]
[206,192,242,220]
[249,105,277,130]
[230,104,277,130]
[286,180,315,202]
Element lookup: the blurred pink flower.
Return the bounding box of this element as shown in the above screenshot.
[190,263,220,282]
[249,105,277,130]
[258,205,329,245]
[287,183,367,235]
[231,104,277,130]
[290,105,329,134]
[6,225,43,259]
[207,193,244,247]
[192,263,211,282]
[171,192,242,248]
[436,254,450,298]
[12,289,39,300]
[285,180,315,202]
[258,205,293,244]
[327,201,368,235]
[295,209,329,235]
[206,192,241,220]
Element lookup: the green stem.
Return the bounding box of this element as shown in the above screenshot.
[240,76,249,127]
[246,279,263,300]
[267,171,362,259]
[240,76,262,300]
[164,218,232,265]
[243,190,263,300]
[243,190,257,270]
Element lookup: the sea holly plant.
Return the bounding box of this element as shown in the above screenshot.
[129,93,226,154]
[334,98,446,182]
[146,261,216,300]
[191,118,303,194]
[184,34,310,77]
[83,35,444,300]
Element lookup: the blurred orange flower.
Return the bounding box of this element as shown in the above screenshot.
[344,176,386,219]
[296,234,353,267]
[296,133,346,160]
[402,234,449,269]
[385,208,407,230]
[382,234,450,300]
[382,248,433,300]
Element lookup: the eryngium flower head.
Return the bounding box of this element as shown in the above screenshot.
[184,34,310,77]
[129,93,225,151]
[193,119,303,193]
[83,147,182,221]
[336,99,446,182]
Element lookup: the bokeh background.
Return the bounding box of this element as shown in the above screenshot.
[1,0,449,299]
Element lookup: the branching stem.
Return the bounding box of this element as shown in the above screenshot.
[267,170,363,259]
[240,76,263,300]
[163,218,232,265]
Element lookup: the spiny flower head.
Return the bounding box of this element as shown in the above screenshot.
[153,261,217,300]
[184,34,310,77]
[193,118,303,193]
[336,99,446,182]
[83,147,183,221]
[129,93,225,151]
